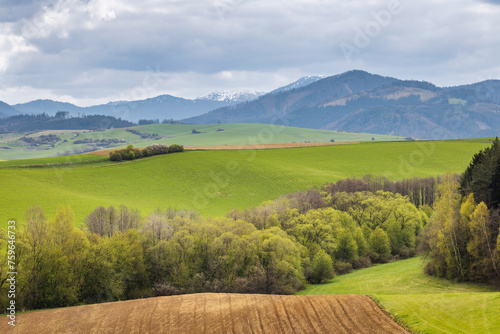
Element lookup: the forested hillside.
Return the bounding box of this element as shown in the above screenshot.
[185,71,500,139]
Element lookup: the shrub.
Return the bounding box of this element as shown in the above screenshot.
[153,282,185,296]
[333,261,353,275]
[109,152,122,161]
[133,148,143,159]
[354,256,372,269]
[398,246,415,259]
[307,250,335,284]
[369,227,391,263]
[147,144,169,155]
[109,143,184,161]
[168,144,184,153]
[126,151,135,160]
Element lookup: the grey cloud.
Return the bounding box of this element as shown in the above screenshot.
[1,0,500,105]
[0,0,41,21]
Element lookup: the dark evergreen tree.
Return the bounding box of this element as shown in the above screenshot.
[459,137,500,208]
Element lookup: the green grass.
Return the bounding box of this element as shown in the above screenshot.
[0,123,405,160]
[449,98,467,106]
[0,140,491,228]
[299,257,500,333]
[0,154,108,168]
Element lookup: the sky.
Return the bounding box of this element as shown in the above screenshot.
[0,0,499,106]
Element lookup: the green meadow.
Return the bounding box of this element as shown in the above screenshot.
[0,123,405,160]
[299,256,500,334]
[0,139,492,228]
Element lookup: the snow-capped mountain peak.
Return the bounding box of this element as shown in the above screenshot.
[198,90,266,103]
[271,75,326,94]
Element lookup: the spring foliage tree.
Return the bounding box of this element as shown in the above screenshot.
[1,179,428,312]
[424,139,500,283]
[308,249,335,284]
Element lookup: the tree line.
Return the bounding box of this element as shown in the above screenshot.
[422,138,500,284]
[109,144,184,161]
[321,175,438,208]
[0,114,135,132]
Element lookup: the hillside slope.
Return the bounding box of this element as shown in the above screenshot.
[300,257,500,334]
[0,100,20,118]
[0,140,492,227]
[0,123,404,160]
[0,294,409,334]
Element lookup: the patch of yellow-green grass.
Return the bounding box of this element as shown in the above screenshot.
[299,257,500,334]
[377,293,500,334]
[448,98,467,106]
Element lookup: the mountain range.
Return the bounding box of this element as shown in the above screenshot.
[12,95,244,123]
[4,76,324,123]
[2,71,500,139]
[185,71,500,139]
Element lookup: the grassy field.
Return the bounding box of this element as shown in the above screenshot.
[0,139,492,229]
[299,256,500,334]
[0,123,404,160]
[0,154,108,168]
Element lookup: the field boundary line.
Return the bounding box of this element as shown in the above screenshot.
[368,295,415,333]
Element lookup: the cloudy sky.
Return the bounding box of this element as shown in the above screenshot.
[0,0,499,106]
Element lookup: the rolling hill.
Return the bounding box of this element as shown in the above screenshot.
[185,70,500,140]
[0,123,404,160]
[0,139,492,228]
[300,256,500,334]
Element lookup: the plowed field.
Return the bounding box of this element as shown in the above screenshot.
[2,293,410,334]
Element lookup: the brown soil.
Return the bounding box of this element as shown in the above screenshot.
[88,141,360,156]
[2,293,410,334]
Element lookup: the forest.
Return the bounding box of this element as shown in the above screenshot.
[0,113,134,132]
[0,183,427,311]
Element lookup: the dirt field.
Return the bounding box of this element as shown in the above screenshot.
[184,141,361,150]
[2,293,410,334]
[89,141,360,156]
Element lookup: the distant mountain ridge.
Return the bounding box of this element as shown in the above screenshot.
[0,101,21,118]
[14,99,83,115]
[5,76,325,122]
[185,70,500,139]
[12,95,239,123]
[3,71,500,139]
